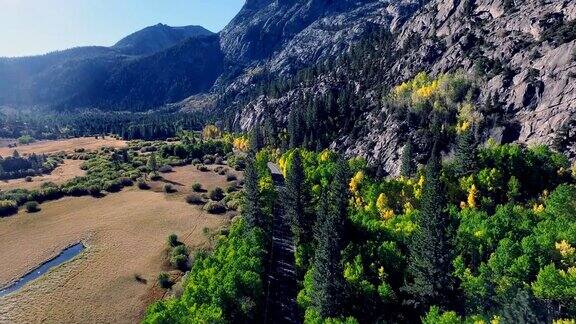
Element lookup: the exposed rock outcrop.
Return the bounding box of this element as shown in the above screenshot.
[211,0,576,175]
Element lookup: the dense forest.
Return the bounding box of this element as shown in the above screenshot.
[0,151,61,180]
[143,72,576,323]
[0,110,205,141]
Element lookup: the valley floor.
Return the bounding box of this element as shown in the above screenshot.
[0,137,127,156]
[0,188,229,323]
[0,159,85,191]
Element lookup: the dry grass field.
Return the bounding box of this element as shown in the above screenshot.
[0,160,85,191]
[159,164,243,194]
[0,137,127,157]
[0,189,231,323]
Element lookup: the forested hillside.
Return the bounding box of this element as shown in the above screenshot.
[143,116,576,323]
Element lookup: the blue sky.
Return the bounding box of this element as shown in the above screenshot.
[0,0,245,57]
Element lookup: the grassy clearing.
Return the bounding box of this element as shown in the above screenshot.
[0,189,229,323]
[0,160,85,191]
[0,137,127,157]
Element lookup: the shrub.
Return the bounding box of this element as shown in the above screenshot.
[192,182,203,192]
[17,135,35,145]
[158,165,173,173]
[149,172,162,181]
[226,174,237,182]
[119,177,134,186]
[0,200,18,217]
[25,201,40,213]
[203,201,227,214]
[226,184,238,193]
[157,272,172,289]
[186,194,204,205]
[163,184,176,194]
[171,245,189,257]
[203,155,215,164]
[25,176,33,182]
[137,180,150,190]
[209,187,225,201]
[104,181,122,193]
[170,254,188,271]
[167,234,179,247]
[197,165,209,172]
[88,185,102,197]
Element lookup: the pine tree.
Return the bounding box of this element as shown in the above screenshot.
[313,156,349,318]
[500,288,543,324]
[263,114,278,147]
[404,143,456,311]
[401,140,416,177]
[285,149,311,245]
[455,127,477,177]
[249,126,264,152]
[288,109,303,148]
[243,151,261,229]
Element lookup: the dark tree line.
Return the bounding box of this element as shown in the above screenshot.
[0,111,204,141]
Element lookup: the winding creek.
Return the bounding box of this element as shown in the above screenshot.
[0,243,85,297]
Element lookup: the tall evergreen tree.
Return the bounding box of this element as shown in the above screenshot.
[285,149,311,246]
[500,288,543,324]
[313,157,349,318]
[243,151,261,229]
[263,113,278,148]
[404,143,456,311]
[288,109,304,148]
[454,127,477,177]
[249,126,264,152]
[401,140,416,177]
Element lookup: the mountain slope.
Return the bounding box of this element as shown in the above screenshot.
[196,0,576,175]
[112,24,214,56]
[0,24,220,110]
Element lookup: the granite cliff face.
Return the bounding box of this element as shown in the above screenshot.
[206,0,576,174]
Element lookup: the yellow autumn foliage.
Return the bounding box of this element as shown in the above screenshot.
[349,171,364,194]
[456,120,471,134]
[467,184,478,209]
[233,137,249,151]
[278,155,288,176]
[533,204,545,214]
[554,319,576,324]
[202,124,221,139]
[403,202,414,214]
[376,193,395,220]
[412,80,439,104]
[556,240,576,258]
[319,150,331,162]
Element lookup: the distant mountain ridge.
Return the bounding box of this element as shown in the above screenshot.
[112,24,214,56]
[0,23,220,111]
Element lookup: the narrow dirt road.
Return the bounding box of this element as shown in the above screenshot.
[264,163,299,324]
